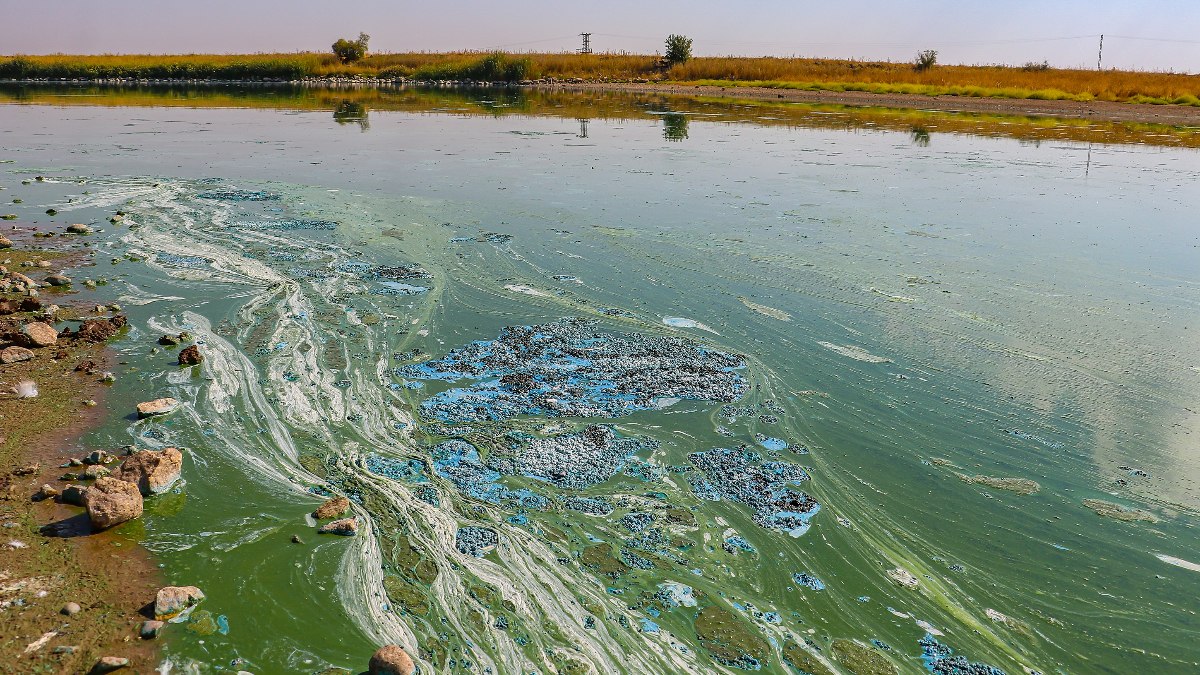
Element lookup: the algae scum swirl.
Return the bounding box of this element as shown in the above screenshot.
[17,93,1196,675]
[60,175,1017,675]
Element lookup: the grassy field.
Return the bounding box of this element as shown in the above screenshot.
[1,52,1199,105]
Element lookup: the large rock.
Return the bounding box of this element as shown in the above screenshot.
[66,223,93,234]
[84,477,143,530]
[313,495,350,519]
[111,447,183,496]
[136,397,179,418]
[0,345,34,363]
[178,344,202,365]
[0,236,11,249]
[21,321,57,347]
[369,645,415,675]
[45,274,71,287]
[154,585,205,622]
[318,517,358,536]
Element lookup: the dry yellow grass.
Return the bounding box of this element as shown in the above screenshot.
[2,52,1198,105]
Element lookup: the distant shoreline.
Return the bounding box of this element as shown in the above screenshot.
[4,77,1200,125]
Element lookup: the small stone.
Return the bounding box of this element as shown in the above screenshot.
[62,601,82,615]
[83,450,112,465]
[369,644,415,675]
[21,321,58,348]
[0,345,34,363]
[157,334,180,346]
[45,273,71,286]
[155,585,205,622]
[313,495,350,519]
[66,223,92,234]
[178,344,202,365]
[318,517,358,536]
[0,236,11,249]
[291,534,303,544]
[83,464,111,480]
[61,484,89,506]
[52,645,78,654]
[13,464,37,476]
[136,397,179,418]
[89,656,129,673]
[38,484,60,499]
[139,619,165,639]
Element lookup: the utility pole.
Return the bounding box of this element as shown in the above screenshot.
[579,33,592,54]
[1097,34,1104,71]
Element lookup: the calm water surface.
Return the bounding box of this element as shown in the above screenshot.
[1,87,1197,675]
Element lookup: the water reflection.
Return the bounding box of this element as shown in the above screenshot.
[909,125,931,146]
[332,100,369,131]
[2,82,1196,148]
[662,112,689,142]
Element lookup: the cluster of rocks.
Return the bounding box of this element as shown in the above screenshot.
[688,447,819,537]
[312,495,358,536]
[49,447,184,530]
[399,318,747,422]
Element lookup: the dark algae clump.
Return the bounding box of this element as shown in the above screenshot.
[831,639,897,675]
[693,605,771,670]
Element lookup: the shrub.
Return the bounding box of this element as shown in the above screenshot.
[665,34,693,66]
[1022,60,1050,72]
[333,33,370,64]
[914,49,938,72]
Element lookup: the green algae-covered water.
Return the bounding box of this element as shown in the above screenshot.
[2,86,1198,675]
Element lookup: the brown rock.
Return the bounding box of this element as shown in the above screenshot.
[111,447,183,496]
[69,315,127,343]
[21,321,57,347]
[318,517,358,536]
[136,397,179,418]
[83,464,111,480]
[0,299,17,315]
[1,345,34,363]
[0,236,11,249]
[154,585,205,621]
[45,273,71,287]
[369,645,415,675]
[84,477,143,530]
[66,223,93,234]
[62,601,82,615]
[19,296,42,312]
[313,495,350,519]
[178,344,203,365]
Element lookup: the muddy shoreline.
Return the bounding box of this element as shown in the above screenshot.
[0,232,162,672]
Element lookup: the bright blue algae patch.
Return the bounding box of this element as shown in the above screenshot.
[792,572,826,590]
[689,447,819,537]
[397,318,746,423]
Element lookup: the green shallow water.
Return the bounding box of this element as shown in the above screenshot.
[1,86,1198,675]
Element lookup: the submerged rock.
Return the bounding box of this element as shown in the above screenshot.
[319,517,358,536]
[313,495,350,519]
[178,344,203,365]
[111,447,183,496]
[155,585,205,622]
[84,477,143,530]
[136,397,179,418]
[369,644,415,675]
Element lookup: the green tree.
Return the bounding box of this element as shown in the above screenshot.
[332,32,370,64]
[914,49,938,72]
[664,34,693,66]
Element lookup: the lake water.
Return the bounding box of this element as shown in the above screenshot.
[2,85,1198,675]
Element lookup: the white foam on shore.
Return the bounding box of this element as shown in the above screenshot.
[1156,553,1200,572]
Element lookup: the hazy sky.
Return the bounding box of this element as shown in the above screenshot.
[3,0,1199,71]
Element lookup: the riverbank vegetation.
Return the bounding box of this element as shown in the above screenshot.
[1,52,1198,105]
